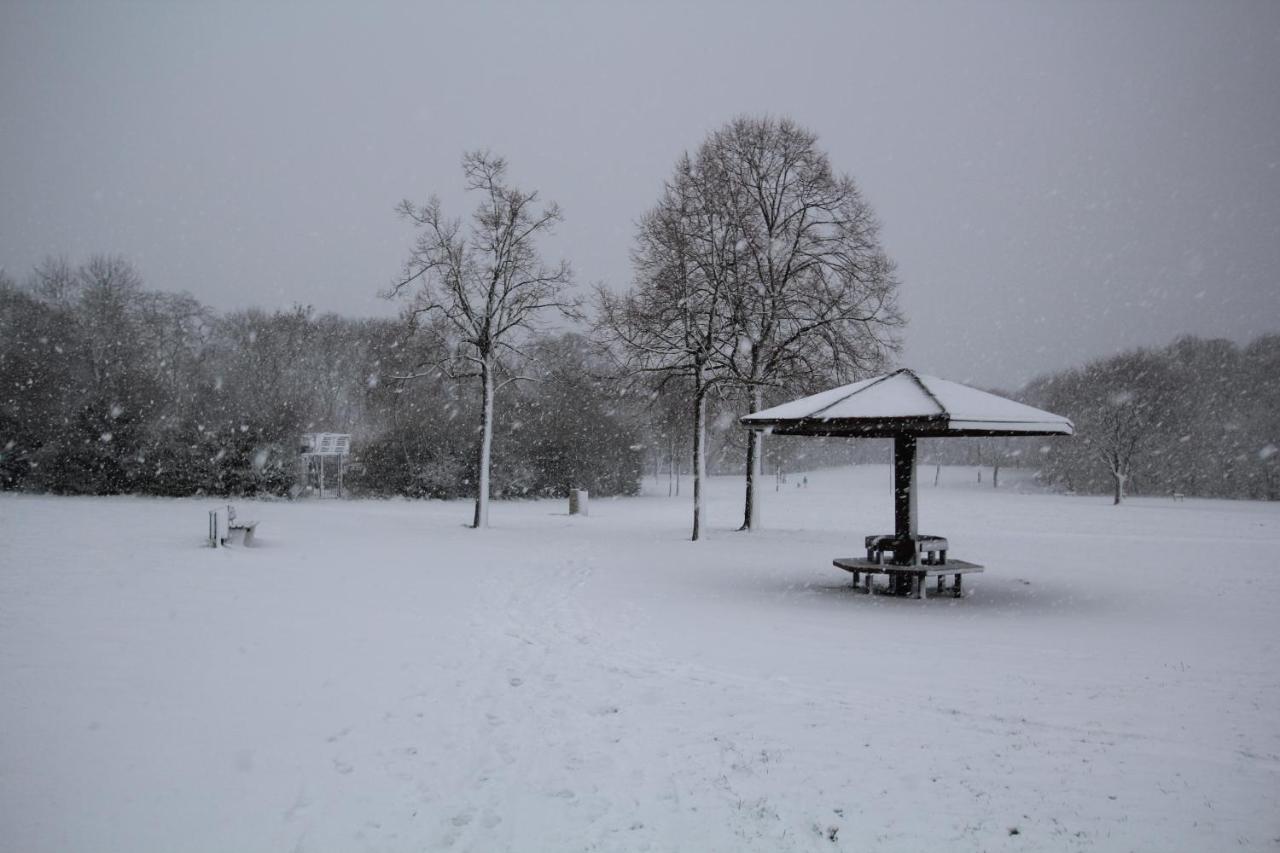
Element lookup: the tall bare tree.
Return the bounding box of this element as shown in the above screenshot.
[597,155,736,540]
[702,117,901,530]
[390,151,576,528]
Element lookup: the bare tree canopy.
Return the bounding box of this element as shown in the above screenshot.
[390,151,578,528]
[597,155,735,540]
[701,117,901,529]
[709,117,901,386]
[599,117,901,539]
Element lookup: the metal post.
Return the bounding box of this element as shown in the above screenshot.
[893,434,917,563]
[319,454,325,499]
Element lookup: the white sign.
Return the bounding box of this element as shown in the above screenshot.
[300,433,351,456]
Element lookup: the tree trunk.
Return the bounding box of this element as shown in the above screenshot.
[691,375,707,541]
[993,462,999,489]
[740,386,763,531]
[1112,469,1125,505]
[674,441,680,497]
[670,435,680,494]
[472,359,495,528]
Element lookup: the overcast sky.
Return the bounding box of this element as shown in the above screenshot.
[2,0,1277,388]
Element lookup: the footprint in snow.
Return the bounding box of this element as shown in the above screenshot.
[284,793,310,822]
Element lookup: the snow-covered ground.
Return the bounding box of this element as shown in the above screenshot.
[2,466,1278,852]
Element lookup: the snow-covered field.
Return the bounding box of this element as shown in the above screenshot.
[2,466,1278,852]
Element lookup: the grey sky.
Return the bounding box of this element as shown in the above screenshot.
[2,0,1277,389]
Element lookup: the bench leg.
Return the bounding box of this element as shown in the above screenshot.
[243,525,256,547]
[937,575,944,594]
[953,573,963,598]
[851,570,860,588]
[910,573,922,599]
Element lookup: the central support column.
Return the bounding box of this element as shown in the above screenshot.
[892,433,918,564]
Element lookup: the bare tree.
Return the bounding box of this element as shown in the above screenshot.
[29,256,80,308]
[389,151,576,528]
[1089,389,1148,505]
[136,291,212,395]
[1035,352,1170,505]
[597,156,736,540]
[699,117,901,530]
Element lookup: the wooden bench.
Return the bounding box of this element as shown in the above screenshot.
[833,557,983,599]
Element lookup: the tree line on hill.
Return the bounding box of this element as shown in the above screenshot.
[1023,334,1280,502]
[0,256,643,500]
[908,334,1280,504]
[1,254,1275,507]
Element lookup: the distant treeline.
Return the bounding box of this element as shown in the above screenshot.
[0,257,643,499]
[2,257,1276,503]
[910,336,1280,502]
[1023,335,1280,501]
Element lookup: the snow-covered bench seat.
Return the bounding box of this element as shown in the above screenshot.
[224,504,259,546]
[833,557,983,599]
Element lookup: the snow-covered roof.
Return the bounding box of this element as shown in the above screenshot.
[740,369,1074,437]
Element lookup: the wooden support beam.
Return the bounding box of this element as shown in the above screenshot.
[893,434,918,563]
